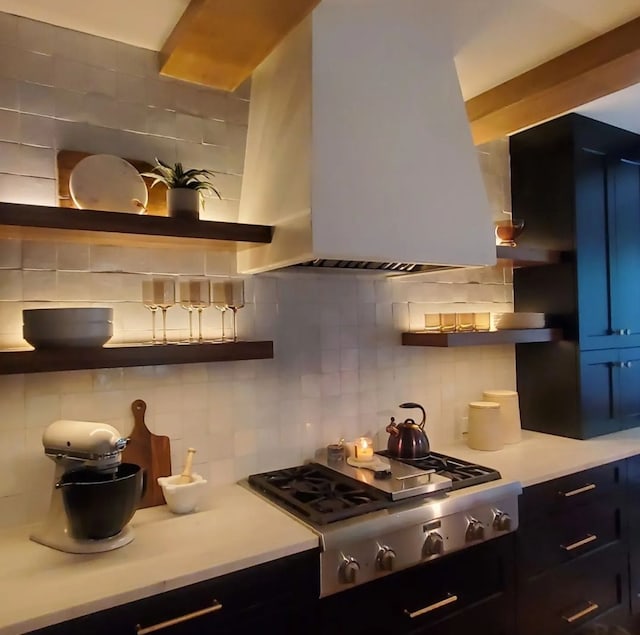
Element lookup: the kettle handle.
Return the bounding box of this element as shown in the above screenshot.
[399,402,426,429]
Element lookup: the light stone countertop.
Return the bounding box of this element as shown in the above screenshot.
[0,484,319,635]
[4,427,640,635]
[438,427,640,487]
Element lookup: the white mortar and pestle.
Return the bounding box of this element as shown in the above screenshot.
[157,448,208,514]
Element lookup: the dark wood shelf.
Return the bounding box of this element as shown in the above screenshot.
[401,328,562,347]
[0,202,273,249]
[0,341,274,375]
[496,244,564,266]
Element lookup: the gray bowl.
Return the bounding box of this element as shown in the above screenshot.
[23,308,113,349]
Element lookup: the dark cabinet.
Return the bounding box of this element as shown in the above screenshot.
[511,113,640,438]
[517,461,630,635]
[408,595,511,635]
[627,455,640,618]
[28,549,320,635]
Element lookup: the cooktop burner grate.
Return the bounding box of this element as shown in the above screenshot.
[248,465,389,524]
[375,451,501,490]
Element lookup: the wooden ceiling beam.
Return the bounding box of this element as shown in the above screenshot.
[159,0,321,92]
[466,16,640,144]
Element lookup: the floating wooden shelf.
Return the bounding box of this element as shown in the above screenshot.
[496,244,563,266]
[0,202,273,250]
[0,341,274,375]
[401,328,562,348]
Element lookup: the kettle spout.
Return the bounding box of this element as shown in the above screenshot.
[386,416,399,437]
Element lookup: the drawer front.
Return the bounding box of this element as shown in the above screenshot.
[520,462,624,522]
[410,594,514,635]
[518,544,628,635]
[518,494,625,579]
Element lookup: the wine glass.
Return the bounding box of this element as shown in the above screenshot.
[227,279,245,342]
[211,280,230,341]
[179,280,195,343]
[142,277,175,345]
[180,278,211,343]
[142,279,159,344]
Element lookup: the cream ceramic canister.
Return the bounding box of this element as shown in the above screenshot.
[482,390,522,444]
[467,401,503,451]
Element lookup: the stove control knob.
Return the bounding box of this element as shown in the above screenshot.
[376,546,396,572]
[423,532,444,557]
[493,511,512,532]
[339,557,360,584]
[466,519,485,543]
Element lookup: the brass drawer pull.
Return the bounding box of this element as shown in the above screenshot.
[561,534,597,551]
[136,601,223,634]
[404,594,458,619]
[562,601,599,624]
[561,483,596,497]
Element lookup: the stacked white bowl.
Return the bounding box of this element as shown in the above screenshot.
[494,312,545,330]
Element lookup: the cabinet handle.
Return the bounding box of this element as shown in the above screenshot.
[626,329,632,335]
[561,533,597,551]
[562,601,599,624]
[560,483,596,497]
[404,594,458,619]
[625,361,633,369]
[136,601,223,634]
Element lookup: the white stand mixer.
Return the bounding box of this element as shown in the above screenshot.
[30,419,133,554]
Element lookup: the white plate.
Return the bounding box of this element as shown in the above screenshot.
[69,154,148,213]
[495,312,546,330]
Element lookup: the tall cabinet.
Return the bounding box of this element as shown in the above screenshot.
[511,113,640,439]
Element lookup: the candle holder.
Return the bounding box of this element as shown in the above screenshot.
[352,437,374,462]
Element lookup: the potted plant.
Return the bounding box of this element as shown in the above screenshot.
[142,159,221,220]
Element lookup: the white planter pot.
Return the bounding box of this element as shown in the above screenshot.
[167,188,200,220]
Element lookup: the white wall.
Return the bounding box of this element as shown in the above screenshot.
[0,13,515,529]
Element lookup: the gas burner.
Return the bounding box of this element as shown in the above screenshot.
[375,451,501,490]
[249,464,389,524]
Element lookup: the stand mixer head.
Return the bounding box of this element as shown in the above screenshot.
[31,420,138,554]
[42,419,128,473]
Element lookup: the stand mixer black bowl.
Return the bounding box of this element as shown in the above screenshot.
[57,463,144,540]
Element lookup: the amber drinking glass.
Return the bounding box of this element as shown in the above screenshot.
[494,218,525,247]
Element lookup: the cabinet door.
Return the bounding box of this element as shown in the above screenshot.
[618,348,640,429]
[575,149,618,350]
[579,350,621,437]
[610,155,640,348]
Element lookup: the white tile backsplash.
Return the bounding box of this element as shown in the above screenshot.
[0,13,515,530]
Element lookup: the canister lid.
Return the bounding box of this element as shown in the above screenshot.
[469,401,500,409]
[482,389,518,398]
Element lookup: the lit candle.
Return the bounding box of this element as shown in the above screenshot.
[354,437,374,462]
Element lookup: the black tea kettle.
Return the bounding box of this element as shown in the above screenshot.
[385,402,430,460]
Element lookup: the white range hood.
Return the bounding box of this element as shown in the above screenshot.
[237,0,495,275]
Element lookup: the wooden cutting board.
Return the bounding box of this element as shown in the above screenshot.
[122,399,172,509]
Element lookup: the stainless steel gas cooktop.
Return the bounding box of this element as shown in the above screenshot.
[248,451,520,597]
